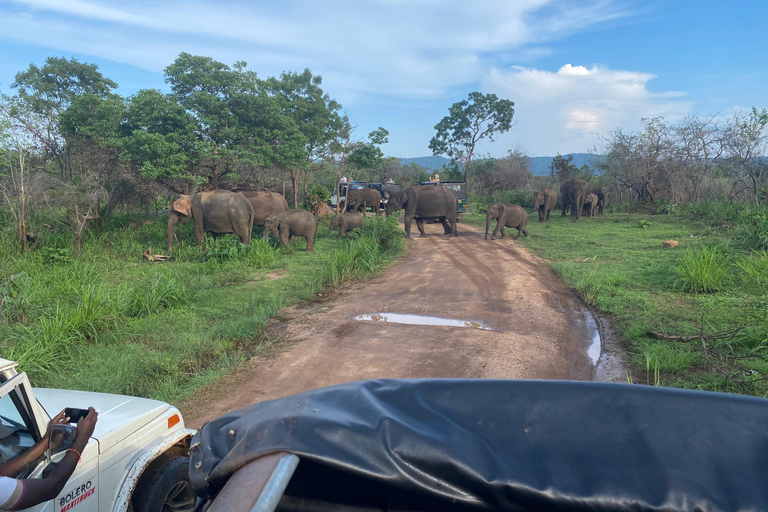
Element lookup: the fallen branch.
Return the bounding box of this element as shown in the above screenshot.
[143,248,169,262]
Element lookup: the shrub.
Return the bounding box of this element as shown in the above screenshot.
[361,215,404,252]
[673,246,729,293]
[733,211,768,250]
[734,250,768,290]
[126,277,190,318]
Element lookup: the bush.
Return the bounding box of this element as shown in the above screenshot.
[733,211,768,250]
[361,215,404,252]
[673,246,729,293]
[734,250,768,290]
[126,277,190,318]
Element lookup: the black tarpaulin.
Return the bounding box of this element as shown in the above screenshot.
[190,379,768,511]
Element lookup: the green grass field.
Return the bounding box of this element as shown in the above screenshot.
[464,205,768,396]
[0,213,404,404]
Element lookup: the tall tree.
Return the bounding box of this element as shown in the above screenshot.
[267,69,342,207]
[11,57,117,178]
[429,92,515,182]
[0,95,41,252]
[724,108,768,206]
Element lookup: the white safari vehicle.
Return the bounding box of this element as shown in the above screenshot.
[0,358,195,512]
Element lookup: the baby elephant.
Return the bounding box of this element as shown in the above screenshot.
[328,213,365,240]
[264,209,318,251]
[486,204,528,240]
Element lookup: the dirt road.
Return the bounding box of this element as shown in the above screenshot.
[181,222,616,428]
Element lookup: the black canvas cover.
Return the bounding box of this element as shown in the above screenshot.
[190,379,768,511]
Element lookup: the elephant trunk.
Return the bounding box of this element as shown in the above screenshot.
[167,213,179,252]
[485,213,491,239]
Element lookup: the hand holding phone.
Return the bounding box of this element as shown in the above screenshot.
[64,407,90,423]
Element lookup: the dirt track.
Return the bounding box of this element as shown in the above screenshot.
[181,222,616,428]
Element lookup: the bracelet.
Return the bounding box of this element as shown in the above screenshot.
[66,448,82,461]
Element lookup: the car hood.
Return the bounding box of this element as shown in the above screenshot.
[35,388,170,453]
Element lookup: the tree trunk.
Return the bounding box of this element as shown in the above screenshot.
[293,169,300,208]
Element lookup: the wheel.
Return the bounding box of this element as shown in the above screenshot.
[131,454,195,512]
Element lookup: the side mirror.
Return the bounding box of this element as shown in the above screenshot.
[47,424,77,460]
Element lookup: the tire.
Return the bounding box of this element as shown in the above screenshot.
[131,454,195,512]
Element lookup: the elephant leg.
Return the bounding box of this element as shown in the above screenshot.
[561,203,568,217]
[403,216,412,237]
[516,227,522,239]
[306,234,314,252]
[439,218,451,236]
[500,226,507,238]
[491,220,501,240]
[415,218,427,237]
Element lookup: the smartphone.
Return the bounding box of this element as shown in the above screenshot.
[64,407,90,423]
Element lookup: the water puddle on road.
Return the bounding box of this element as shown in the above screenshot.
[354,313,494,331]
[582,308,602,365]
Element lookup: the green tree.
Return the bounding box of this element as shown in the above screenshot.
[161,53,306,190]
[348,128,389,171]
[266,69,342,206]
[429,92,515,181]
[11,56,118,177]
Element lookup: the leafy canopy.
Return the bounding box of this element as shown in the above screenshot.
[429,92,514,181]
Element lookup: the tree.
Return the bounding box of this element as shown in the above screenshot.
[674,114,725,202]
[161,53,306,191]
[723,108,768,206]
[348,128,389,171]
[266,70,342,207]
[429,92,515,182]
[470,150,531,198]
[11,57,117,178]
[0,95,35,251]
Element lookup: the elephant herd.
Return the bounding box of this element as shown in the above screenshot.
[167,189,318,252]
[166,181,607,252]
[484,179,608,240]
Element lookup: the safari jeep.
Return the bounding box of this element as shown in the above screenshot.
[0,358,195,511]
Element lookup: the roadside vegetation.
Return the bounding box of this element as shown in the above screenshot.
[466,199,768,397]
[0,214,404,403]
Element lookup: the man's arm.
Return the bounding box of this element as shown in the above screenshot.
[11,408,97,510]
[0,410,69,478]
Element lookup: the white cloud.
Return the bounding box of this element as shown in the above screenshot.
[481,64,694,155]
[0,0,636,104]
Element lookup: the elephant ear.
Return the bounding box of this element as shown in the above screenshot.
[172,197,192,218]
[498,204,506,214]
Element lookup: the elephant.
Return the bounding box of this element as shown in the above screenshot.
[589,186,608,214]
[530,189,557,222]
[346,188,382,214]
[237,191,289,226]
[167,190,254,252]
[582,193,598,218]
[263,209,318,251]
[384,185,458,237]
[485,204,528,240]
[327,213,365,240]
[560,178,588,220]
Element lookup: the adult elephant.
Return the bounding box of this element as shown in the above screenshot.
[264,209,318,251]
[384,185,458,237]
[485,204,528,240]
[237,191,289,226]
[346,188,382,214]
[590,186,608,214]
[530,189,557,222]
[582,193,598,218]
[560,178,588,220]
[167,190,253,252]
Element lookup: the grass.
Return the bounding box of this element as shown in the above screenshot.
[464,201,768,397]
[0,212,404,405]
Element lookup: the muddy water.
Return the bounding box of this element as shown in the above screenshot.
[354,313,494,331]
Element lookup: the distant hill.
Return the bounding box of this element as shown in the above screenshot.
[400,156,451,170]
[400,153,597,177]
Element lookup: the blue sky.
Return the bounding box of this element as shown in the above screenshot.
[0,0,765,158]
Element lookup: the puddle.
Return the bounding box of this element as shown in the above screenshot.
[354,313,494,330]
[582,309,602,365]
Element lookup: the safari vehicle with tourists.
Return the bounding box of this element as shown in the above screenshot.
[0,358,195,512]
[192,379,768,512]
[330,182,401,212]
[420,180,466,213]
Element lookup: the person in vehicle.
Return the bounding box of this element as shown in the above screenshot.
[339,176,347,184]
[0,408,97,510]
[430,173,440,182]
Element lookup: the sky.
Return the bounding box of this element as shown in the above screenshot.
[0,0,765,158]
